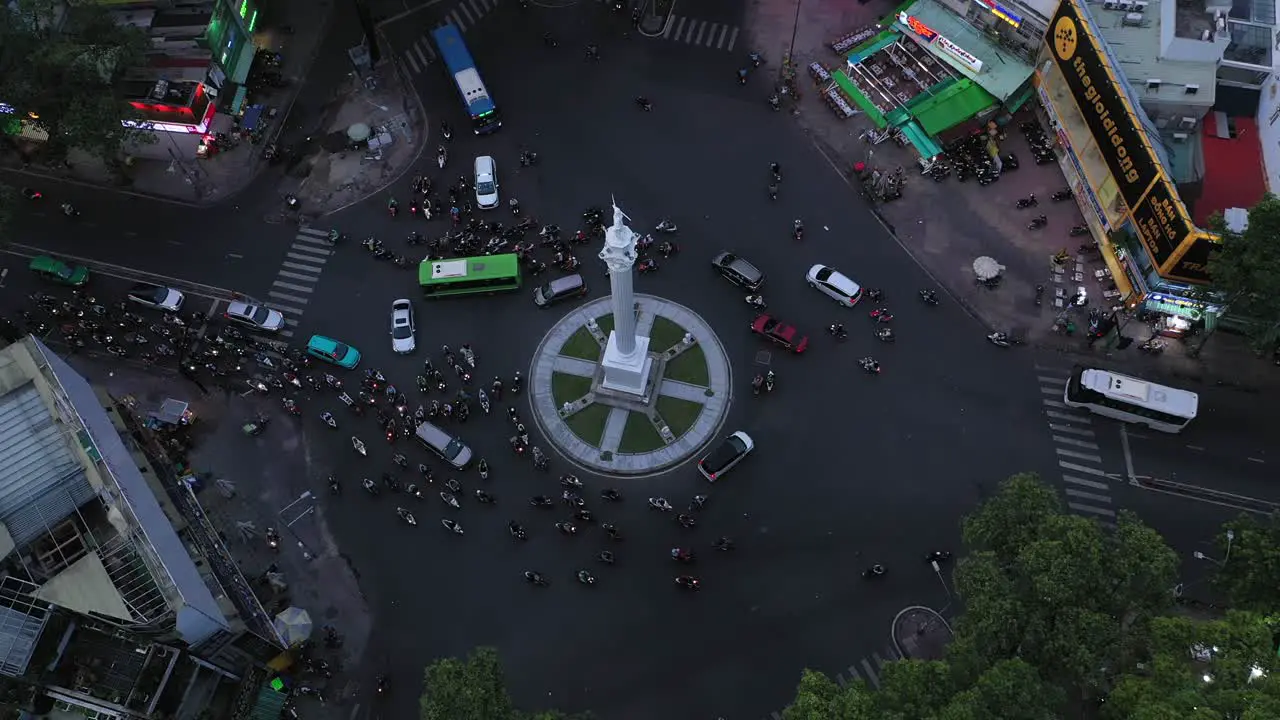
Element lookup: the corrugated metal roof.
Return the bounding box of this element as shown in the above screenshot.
[33,341,229,645]
[0,385,94,547]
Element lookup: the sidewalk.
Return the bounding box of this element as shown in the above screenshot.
[742,0,1280,393]
[0,0,416,211]
[69,357,374,720]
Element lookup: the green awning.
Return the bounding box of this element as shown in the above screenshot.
[909,79,997,136]
[899,121,942,158]
[847,31,899,63]
[834,70,887,129]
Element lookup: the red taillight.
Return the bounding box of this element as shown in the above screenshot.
[850,296,858,304]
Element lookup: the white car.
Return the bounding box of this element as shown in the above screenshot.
[806,264,863,307]
[126,284,184,312]
[390,299,416,353]
[474,155,499,209]
[224,301,286,332]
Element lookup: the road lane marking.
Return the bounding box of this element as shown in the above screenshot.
[1053,435,1100,449]
[1046,410,1090,423]
[860,658,880,688]
[1066,488,1112,504]
[705,23,719,47]
[273,304,306,314]
[1069,502,1116,517]
[1057,448,1103,462]
[1049,423,1095,437]
[1248,457,1265,464]
[1060,461,1107,477]
[376,0,450,28]
[226,253,244,259]
[726,26,738,51]
[449,9,466,30]
[281,329,295,338]
[664,16,682,39]
[1120,425,1137,484]
[692,21,706,44]
[270,282,314,295]
[1042,399,1069,408]
[1037,375,1067,384]
[1186,444,1205,451]
[457,3,476,26]
[276,270,321,282]
[1062,475,1109,490]
[284,318,300,326]
[282,261,324,273]
[404,48,420,74]
[1040,386,1060,395]
[268,291,309,305]
[287,252,329,264]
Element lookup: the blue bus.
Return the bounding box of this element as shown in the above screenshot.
[431,24,501,134]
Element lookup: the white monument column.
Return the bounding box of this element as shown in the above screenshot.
[597,201,653,396]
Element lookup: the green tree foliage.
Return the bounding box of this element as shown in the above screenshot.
[0,0,152,162]
[950,473,1179,700]
[1103,611,1280,720]
[1209,514,1280,613]
[1206,194,1280,349]
[419,646,590,720]
[780,659,1061,720]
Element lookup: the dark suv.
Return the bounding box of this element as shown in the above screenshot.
[711,252,765,291]
[697,431,755,482]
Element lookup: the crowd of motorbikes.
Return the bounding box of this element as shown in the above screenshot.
[22,289,206,364]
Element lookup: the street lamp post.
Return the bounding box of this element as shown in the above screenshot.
[278,491,317,560]
[778,0,804,91]
[1193,529,1234,567]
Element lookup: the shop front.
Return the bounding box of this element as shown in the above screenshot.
[1035,0,1224,329]
[833,0,1034,159]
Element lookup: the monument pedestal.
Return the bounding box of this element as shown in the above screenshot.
[600,332,653,397]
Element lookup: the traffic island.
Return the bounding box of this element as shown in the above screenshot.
[891,606,954,660]
[529,295,732,476]
[637,0,676,37]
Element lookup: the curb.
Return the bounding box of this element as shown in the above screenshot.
[317,42,430,220]
[526,295,733,479]
[636,0,676,37]
[889,605,953,660]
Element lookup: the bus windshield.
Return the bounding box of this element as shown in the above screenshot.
[1063,367,1198,433]
[419,254,521,297]
[431,24,501,134]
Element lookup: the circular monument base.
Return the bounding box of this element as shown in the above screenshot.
[528,294,733,477]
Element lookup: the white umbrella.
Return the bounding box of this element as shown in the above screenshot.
[273,607,313,646]
[973,256,1004,281]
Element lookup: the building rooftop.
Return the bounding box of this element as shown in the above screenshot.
[896,0,1034,102]
[1174,0,1218,39]
[1094,0,1219,106]
[1192,112,1266,224]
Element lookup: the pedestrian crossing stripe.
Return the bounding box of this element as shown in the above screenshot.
[264,227,335,337]
[1036,364,1117,529]
[658,16,740,51]
[400,0,502,74]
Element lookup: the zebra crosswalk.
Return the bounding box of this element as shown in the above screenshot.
[1035,365,1117,527]
[762,645,900,719]
[266,227,334,338]
[656,15,740,52]
[400,0,503,75]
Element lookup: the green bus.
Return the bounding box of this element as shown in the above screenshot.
[418,253,522,297]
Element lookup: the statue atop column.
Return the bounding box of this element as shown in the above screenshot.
[599,198,638,273]
[596,197,652,397]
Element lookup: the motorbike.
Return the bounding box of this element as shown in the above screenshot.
[397,507,417,526]
[598,550,615,564]
[242,414,270,437]
[530,496,554,508]
[601,488,622,502]
[752,374,764,396]
[510,522,527,540]
[475,489,495,504]
[444,477,462,493]
[875,326,895,343]
[321,412,338,429]
[764,371,775,393]
[560,474,583,489]
[351,436,367,456]
[1139,339,1166,355]
[362,478,378,496]
[524,571,547,586]
[441,122,452,140]
[859,357,881,374]
[648,497,673,512]
[675,576,700,591]
[671,548,695,563]
[987,331,1019,348]
[328,476,341,495]
[745,294,767,310]
[635,96,652,111]
[869,308,893,323]
[862,565,887,579]
[441,519,464,535]
[555,521,578,535]
[827,323,848,341]
[393,453,408,468]
[246,379,269,395]
[437,148,447,169]
[577,570,595,585]
[1028,215,1047,230]
[749,50,763,67]
[918,289,939,305]
[793,223,804,242]
[1034,284,1045,306]
[1069,225,1090,236]
[1015,194,1038,209]
[532,447,549,471]
[655,219,678,233]
[637,258,659,274]
[1051,188,1072,201]
[440,491,460,509]
[281,398,301,416]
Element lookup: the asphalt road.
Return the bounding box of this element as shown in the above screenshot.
[3,5,1248,720]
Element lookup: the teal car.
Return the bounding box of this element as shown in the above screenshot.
[305,335,361,369]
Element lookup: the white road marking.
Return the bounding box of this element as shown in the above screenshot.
[457,2,476,25]
[273,304,306,314]
[726,27,738,51]
[1046,410,1090,423]
[1053,435,1100,449]
[449,9,466,30]
[860,658,880,688]
[1059,461,1107,477]
[268,291,310,305]
[1042,399,1069,408]
[1049,423,1094,437]
[276,270,321,282]
[271,281,314,294]
[1248,457,1266,464]
[1040,385,1061,395]
[284,318,300,326]
[664,16,682,39]
[287,252,328,263]
[1066,488,1112,504]
[1062,475,1110,490]
[1069,502,1116,517]
[282,261,324,273]
[1057,448,1104,462]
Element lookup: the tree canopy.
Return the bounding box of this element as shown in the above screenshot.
[1208,514,1280,613]
[0,0,152,162]
[419,646,591,720]
[1206,194,1280,349]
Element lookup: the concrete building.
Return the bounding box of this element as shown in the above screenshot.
[1035,0,1272,337]
[0,338,280,719]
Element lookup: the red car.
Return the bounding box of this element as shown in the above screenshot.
[751,314,809,353]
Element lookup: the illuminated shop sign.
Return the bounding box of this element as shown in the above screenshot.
[898,12,939,42]
[974,0,1022,27]
[898,13,984,73]
[936,36,984,73]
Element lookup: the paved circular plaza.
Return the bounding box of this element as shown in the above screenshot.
[528,294,732,476]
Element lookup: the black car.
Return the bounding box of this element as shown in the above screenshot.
[711,252,765,291]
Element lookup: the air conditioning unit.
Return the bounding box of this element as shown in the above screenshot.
[1173,132,1189,142]
[1117,0,1134,10]
[1123,12,1144,25]
[1179,116,1197,129]
[1146,79,1162,91]
[1103,0,1119,9]
[1185,84,1200,95]
[1134,1,1149,11]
